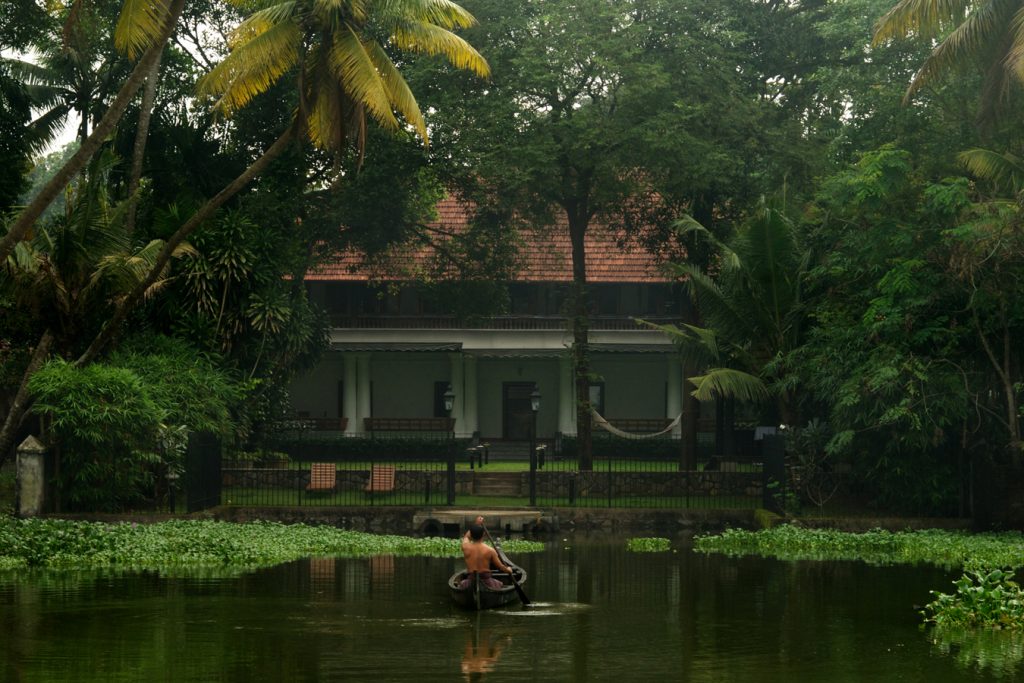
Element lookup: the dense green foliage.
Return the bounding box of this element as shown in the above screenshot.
[694,525,1024,569]
[0,516,544,573]
[2,0,1024,516]
[27,336,242,511]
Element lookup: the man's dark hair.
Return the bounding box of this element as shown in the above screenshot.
[468,524,484,541]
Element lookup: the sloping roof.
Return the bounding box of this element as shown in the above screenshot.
[307,196,670,284]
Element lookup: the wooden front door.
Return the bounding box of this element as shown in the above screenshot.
[503,382,535,440]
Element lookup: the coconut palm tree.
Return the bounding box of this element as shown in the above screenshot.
[0,150,191,462]
[79,0,490,365]
[872,0,1024,124]
[648,204,809,425]
[0,0,185,264]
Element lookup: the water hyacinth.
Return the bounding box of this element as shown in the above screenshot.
[923,567,1024,630]
[626,537,671,552]
[693,525,1024,569]
[0,516,544,573]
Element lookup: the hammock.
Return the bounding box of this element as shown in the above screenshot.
[590,408,682,440]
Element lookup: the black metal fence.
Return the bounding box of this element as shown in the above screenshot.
[220,458,452,507]
[186,434,785,510]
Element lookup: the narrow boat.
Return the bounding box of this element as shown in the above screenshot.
[449,541,528,610]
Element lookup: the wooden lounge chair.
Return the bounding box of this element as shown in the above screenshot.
[306,462,337,492]
[365,464,396,495]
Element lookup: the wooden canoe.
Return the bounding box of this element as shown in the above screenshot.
[449,541,527,610]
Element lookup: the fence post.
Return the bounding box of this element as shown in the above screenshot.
[447,445,456,505]
[529,447,537,506]
[16,435,47,517]
[607,461,612,507]
[761,434,787,514]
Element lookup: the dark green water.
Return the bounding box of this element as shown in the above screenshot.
[1,536,1020,682]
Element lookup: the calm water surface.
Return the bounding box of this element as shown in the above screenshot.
[0,535,1019,682]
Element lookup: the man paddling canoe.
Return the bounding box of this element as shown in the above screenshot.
[460,515,511,590]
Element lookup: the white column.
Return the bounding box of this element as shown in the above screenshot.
[343,354,358,436]
[356,353,371,434]
[667,355,682,438]
[558,354,576,436]
[464,355,478,437]
[449,352,465,437]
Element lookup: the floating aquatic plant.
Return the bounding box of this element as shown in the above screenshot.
[626,537,671,552]
[0,516,544,573]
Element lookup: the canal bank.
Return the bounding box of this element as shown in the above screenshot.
[199,505,972,535]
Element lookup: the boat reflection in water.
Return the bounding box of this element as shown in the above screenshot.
[461,619,511,682]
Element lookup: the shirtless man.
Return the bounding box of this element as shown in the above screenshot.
[460,515,511,590]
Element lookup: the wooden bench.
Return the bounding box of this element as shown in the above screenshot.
[306,462,337,492]
[365,465,396,494]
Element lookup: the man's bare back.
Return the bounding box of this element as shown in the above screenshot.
[461,516,511,574]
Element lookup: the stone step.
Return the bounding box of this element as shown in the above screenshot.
[472,472,524,496]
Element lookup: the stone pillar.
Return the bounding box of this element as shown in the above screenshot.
[343,353,358,436]
[16,435,46,517]
[356,353,371,434]
[667,356,682,438]
[558,354,576,436]
[464,355,479,437]
[449,352,465,436]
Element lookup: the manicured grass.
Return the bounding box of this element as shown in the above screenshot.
[0,516,545,574]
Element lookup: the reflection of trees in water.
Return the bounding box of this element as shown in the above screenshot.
[930,627,1024,678]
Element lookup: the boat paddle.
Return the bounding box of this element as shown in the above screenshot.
[483,525,530,606]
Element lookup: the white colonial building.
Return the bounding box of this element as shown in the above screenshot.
[289,199,692,442]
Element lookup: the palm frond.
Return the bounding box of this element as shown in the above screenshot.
[390,20,490,77]
[1008,4,1024,78]
[872,0,973,44]
[115,0,173,59]
[91,239,195,300]
[639,319,720,369]
[687,367,771,403]
[197,18,302,113]
[328,28,399,132]
[958,147,1024,193]
[904,0,1015,98]
[366,41,427,142]
[307,75,348,150]
[382,0,479,29]
[671,214,739,268]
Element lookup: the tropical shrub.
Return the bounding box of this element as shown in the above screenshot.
[28,337,244,511]
[28,360,164,511]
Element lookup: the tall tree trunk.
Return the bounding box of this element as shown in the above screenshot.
[681,369,698,470]
[0,0,185,264]
[568,212,592,471]
[974,310,1021,455]
[76,122,300,366]
[0,329,54,467]
[125,51,163,237]
[679,297,700,470]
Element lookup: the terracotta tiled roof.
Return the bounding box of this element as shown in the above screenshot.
[307,196,670,283]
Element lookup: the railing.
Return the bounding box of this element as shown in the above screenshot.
[221,458,452,507]
[530,450,764,509]
[327,314,680,331]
